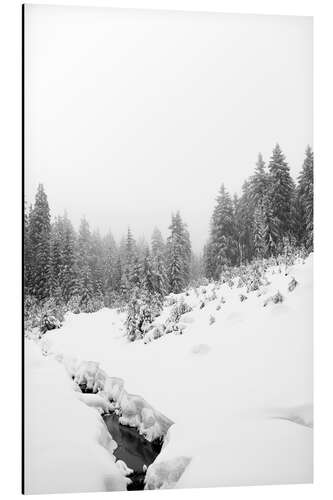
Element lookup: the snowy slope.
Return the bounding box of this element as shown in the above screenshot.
[39,255,313,490]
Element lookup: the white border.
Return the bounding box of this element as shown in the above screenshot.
[1,1,332,500]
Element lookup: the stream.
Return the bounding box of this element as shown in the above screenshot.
[79,383,162,490]
[103,413,162,490]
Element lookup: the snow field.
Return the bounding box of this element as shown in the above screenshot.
[33,255,313,490]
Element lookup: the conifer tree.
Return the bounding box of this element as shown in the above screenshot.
[29,184,51,300]
[297,146,314,250]
[103,231,118,296]
[262,195,279,256]
[141,248,155,294]
[24,203,33,295]
[167,212,191,293]
[151,227,165,257]
[129,253,142,288]
[90,229,104,299]
[249,153,269,206]
[268,144,295,241]
[50,217,64,302]
[253,203,267,258]
[122,228,135,287]
[60,213,79,301]
[206,185,237,279]
[151,228,168,297]
[77,218,94,306]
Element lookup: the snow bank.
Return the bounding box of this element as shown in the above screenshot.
[41,255,313,490]
[24,341,129,494]
[57,357,173,442]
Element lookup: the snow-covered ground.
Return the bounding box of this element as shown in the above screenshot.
[25,255,313,493]
[24,342,131,494]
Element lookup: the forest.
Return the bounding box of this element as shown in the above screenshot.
[24,143,313,338]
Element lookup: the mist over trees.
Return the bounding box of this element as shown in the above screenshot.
[24,144,313,321]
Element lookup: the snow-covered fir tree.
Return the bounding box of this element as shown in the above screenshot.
[249,153,269,207]
[141,247,155,294]
[29,184,51,300]
[167,212,192,293]
[268,144,295,242]
[151,227,169,297]
[205,184,238,280]
[253,203,267,258]
[297,146,314,251]
[60,213,79,302]
[233,183,255,264]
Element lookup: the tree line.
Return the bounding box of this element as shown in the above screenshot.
[24,189,195,313]
[204,144,313,280]
[24,143,313,315]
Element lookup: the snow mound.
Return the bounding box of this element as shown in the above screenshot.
[145,456,192,490]
[191,344,211,355]
[60,357,173,442]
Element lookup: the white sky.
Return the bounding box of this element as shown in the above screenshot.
[25,6,312,252]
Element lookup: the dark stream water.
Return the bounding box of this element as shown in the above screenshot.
[103,413,162,490]
[79,383,162,490]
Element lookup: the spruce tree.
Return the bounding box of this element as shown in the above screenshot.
[206,185,237,279]
[122,228,135,288]
[103,231,118,296]
[151,227,165,257]
[268,144,295,241]
[167,212,191,293]
[151,227,168,297]
[129,253,142,288]
[253,203,267,258]
[249,153,269,206]
[141,248,155,294]
[29,184,51,300]
[297,146,314,251]
[24,203,33,295]
[60,213,79,302]
[262,195,279,256]
[77,218,94,307]
[50,217,64,302]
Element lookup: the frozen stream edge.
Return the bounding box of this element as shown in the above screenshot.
[47,350,190,489]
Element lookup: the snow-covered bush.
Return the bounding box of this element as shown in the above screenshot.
[239,294,248,302]
[40,313,62,335]
[209,315,216,325]
[272,291,284,304]
[80,295,104,314]
[206,290,217,302]
[288,277,298,292]
[263,291,284,307]
[125,288,162,342]
[237,278,244,288]
[24,295,66,335]
[169,299,193,323]
[246,277,262,293]
[143,325,165,344]
[216,304,221,311]
[67,295,81,314]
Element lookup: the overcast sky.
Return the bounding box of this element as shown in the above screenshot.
[25,6,312,252]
